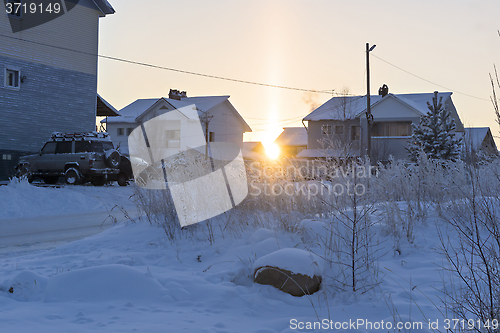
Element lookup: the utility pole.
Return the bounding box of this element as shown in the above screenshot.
[366,43,376,160]
[199,113,213,161]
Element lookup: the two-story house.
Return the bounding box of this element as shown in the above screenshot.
[299,88,464,161]
[0,0,114,180]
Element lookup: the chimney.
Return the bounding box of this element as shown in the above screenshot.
[378,84,389,97]
[168,89,187,100]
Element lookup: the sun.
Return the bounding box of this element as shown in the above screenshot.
[265,143,280,159]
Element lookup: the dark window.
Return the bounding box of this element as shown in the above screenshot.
[75,141,91,153]
[5,69,20,88]
[126,128,134,136]
[55,141,72,154]
[321,125,332,135]
[209,132,215,142]
[117,128,124,136]
[41,142,57,154]
[335,125,344,135]
[372,122,412,137]
[90,141,114,152]
[351,126,360,141]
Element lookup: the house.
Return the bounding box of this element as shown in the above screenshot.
[299,87,464,161]
[102,90,252,155]
[462,127,499,162]
[274,127,307,158]
[242,141,267,160]
[0,0,115,180]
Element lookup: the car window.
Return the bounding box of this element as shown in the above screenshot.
[55,141,72,154]
[41,142,57,154]
[91,141,114,152]
[75,141,91,153]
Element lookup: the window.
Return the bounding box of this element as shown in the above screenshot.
[41,142,57,154]
[2,154,12,160]
[4,68,20,89]
[75,141,91,153]
[335,125,344,135]
[6,1,22,17]
[90,141,114,152]
[372,122,412,137]
[55,141,72,154]
[117,128,124,136]
[351,126,360,141]
[166,130,180,148]
[321,125,332,135]
[126,128,134,136]
[209,132,215,142]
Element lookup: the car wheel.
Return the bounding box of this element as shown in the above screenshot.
[105,150,121,168]
[43,176,59,185]
[65,168,80,185]
[117,172,128,186]
[91,176,106,186]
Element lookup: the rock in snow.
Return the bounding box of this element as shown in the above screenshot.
[253,248,323,296]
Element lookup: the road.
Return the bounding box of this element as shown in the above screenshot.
[0,207,139,256]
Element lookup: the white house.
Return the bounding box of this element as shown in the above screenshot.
[300,88,464,161]
[274,127,308,158]
[102,90,252,155]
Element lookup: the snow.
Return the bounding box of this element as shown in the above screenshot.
[0,179,134,220]
[0,180,490,332]
[253,248,323,278]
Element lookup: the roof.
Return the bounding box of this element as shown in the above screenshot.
[463,127,491,150]
[96,94,119,117]
[274,127,307,146]
[303,92,453,121]
[93,0,115,15]
[242,141,265,152]
[103,96,252,132]
[296,148,360,159]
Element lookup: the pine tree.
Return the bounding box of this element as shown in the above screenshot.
[407,91,462,161]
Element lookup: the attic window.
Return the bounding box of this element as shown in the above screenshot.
[4,68,20,89]
[372,122,412,137]
[335,125,344,135]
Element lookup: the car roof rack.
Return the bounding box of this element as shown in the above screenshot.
[51,131,110,141]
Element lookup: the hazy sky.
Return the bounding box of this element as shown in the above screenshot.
[97,0,500,144]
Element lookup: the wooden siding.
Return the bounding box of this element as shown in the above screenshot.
[0,0,101,75]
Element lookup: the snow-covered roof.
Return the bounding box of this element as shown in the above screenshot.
[303,92,453,121]
[274,127,307,147]
[463,127,491,150]
[296,148,360,159]
[242,141,264,152]
[103,99,158,124]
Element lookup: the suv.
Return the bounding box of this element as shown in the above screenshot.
[16,132,122,186]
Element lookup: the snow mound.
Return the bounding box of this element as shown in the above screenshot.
[298,219,327,244]
[253,248,324,278]
[2,271,48,302]
[44,265,165,303]
[0,182,104,220]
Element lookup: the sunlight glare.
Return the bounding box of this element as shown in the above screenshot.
[265,143,280,159]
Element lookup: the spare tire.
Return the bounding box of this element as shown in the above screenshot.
[105,150,121,168]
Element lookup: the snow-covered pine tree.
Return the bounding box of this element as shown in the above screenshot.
[407,91,462,161]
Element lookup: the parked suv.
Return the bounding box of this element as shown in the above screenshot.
[16,132,122,186]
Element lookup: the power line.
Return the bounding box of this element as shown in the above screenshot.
[0,33,333,95]
[371,54,490,101]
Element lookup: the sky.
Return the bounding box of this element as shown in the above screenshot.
[97,0,500,145]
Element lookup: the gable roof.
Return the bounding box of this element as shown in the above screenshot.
[463,127,494,150]
[96,94,119,117]
[303,92,453,121]
[274,127,307,146]
[103,96,252,132]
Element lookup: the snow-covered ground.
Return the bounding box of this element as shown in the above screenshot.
[0,180,469,332]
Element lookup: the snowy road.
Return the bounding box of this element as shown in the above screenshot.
[0,182,139,255]
[0,207,139,255]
